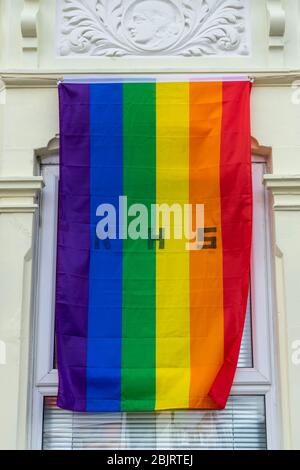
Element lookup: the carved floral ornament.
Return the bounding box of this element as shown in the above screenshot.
[58,0,250,57]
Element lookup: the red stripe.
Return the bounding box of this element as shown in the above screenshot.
[209,81,252,408]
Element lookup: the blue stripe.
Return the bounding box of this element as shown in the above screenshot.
[87,84,123,411]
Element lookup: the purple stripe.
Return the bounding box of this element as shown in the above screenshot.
[56,84,90,411]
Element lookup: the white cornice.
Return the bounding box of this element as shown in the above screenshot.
[0,204,39,213]
[264,175,300,192]
[0,76,58,89]
[0,177,44,196]
[264,175,300,211]
[0,177,44,213]
[2,71,300,88]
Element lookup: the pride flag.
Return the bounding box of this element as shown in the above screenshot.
[56,79,252,412]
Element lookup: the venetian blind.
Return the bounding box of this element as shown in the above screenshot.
[43,395,266,450]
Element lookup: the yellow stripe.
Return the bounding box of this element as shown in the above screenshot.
[155,83,190,410]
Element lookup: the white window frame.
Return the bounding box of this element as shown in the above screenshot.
[28,149,280,450]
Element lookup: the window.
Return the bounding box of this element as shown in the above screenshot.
[29,149,279,450]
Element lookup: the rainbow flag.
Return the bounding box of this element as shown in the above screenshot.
[56,79,252,412]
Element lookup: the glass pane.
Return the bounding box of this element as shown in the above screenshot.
[238,294,253,368]
[43,396,266,450]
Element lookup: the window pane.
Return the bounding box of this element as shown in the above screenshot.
[43,396,266,450]
[238,294,253,368]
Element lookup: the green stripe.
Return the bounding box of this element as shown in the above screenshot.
[122,83,156,411]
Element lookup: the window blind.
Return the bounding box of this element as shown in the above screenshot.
[238,295,253,368]
[43,396,266,450]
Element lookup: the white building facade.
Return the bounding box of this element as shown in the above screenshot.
[0,0,300,450]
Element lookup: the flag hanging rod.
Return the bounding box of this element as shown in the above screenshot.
[59,74,253,84]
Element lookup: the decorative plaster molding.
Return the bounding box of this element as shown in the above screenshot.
[267,0,286,49]
[58,0,250,57]
[20,0,40,68]
[0,177,44,213]
[35,136,60,159]
[264,175,300,211]
[251,136,272,158]
[21,0,40,55]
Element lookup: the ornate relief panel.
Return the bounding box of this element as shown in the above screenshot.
[57,0,250,57]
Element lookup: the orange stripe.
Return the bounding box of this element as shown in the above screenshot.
[189,82,224,408]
